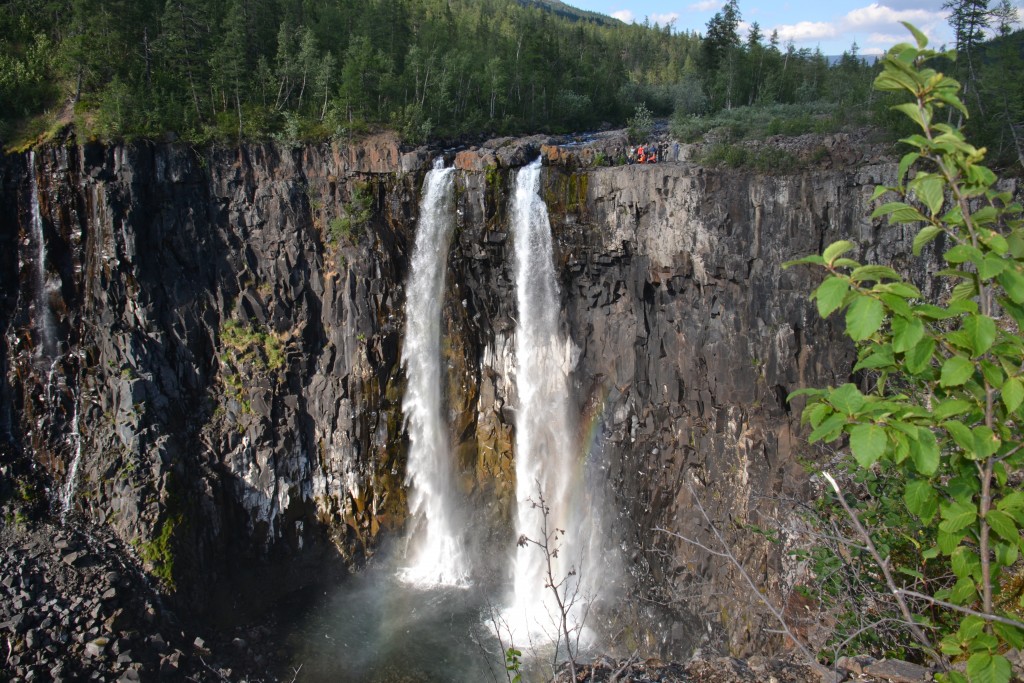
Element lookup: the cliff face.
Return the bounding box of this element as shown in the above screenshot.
[0,135,911,656]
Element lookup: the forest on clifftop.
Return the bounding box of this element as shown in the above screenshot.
[1,0,1023,167]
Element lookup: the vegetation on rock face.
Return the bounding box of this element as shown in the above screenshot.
[787,23,1024,682]
[330,180,374,244]
[139,513,180,590]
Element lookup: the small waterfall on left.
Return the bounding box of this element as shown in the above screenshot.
[398,159,469,587]
[30,151,82,521]
[29,150,56,359]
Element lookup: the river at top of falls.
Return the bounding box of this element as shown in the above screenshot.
[398,158,470,588]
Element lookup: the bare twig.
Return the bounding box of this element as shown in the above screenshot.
[657,481,830,678]
[896,589,1024,631]
[610,650,640,683]
[821,472,942,666]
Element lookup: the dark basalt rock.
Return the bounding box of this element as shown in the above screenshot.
[0,135,931,664]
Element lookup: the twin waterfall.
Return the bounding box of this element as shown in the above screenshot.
[401,158,600,639]
[400,160,469,586]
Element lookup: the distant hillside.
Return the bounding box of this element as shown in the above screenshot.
[517,0,621,25]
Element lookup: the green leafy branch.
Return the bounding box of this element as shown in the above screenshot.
[785,23,1024,683]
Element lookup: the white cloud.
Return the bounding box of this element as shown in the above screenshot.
[651,12,680,26]
[770,2,949,50]
[612,9,635,22]
[844,3,940,28]
[687,0,722,12]
[774,20,838,42]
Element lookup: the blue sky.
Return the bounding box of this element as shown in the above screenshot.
[566,0,1018,55]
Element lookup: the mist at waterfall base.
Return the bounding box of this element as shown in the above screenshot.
[280,159,622,680]
[280,542,611,682]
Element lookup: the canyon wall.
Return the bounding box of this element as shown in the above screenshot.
[0,134,914,656]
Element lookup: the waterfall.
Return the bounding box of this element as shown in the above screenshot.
[60,401,82,522]
[508,158,593,639]
[398,159,469,587]
[29,150,56,359]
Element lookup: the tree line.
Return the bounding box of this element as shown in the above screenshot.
[0,0,1020,164]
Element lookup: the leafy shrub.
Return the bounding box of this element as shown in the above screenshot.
[627,102,654,143]
[787,24,1024,682]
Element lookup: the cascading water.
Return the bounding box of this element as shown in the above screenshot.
[507,158,596,640]
[60,400,82,521]
[398,159,470,587]
[29,150,57,360]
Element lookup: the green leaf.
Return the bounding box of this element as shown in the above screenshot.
[876,281,921,298]
[932,399,972,420]
[911,427,940,475]
[913,225,942,255]
[993,622,1024,649]
[852,265,900,282]
[941,355,975,387]
[959,615,987,639]
[980,361,1005,390]
[983,232,1009,256]
[940,499,978,534]
[995,541,1019,568]
[914,175,944,215]
[893,101,925,124]
[941,633,967,657]
[997,267,1024,304]
[1002,377,1024,413]
[809,413,846,443]
[985,510,1019,544]
[813,276,850,318]
[978,256,1007,280]
[906,337,936,374]
[872,201,911,219]
[829,383,865,415]
[901,21,929,48]
[997,491,1024,511]
[950,576,978,604]
[846,295,885,341]
[891,205,928,223]
[952,547,981,580]
[822,240,856,265]
[945,244,984,265]
[944,420,976,452]
[783,255,826,268]
[904,479,938,521]
[938,528,964,555]
[972,426,999,459]
[854,345,896,372]
[850,424,887,467]
[892,316,925,353]
[898,151,921,182]
[964,315,997,357]
[966,653,1011,683]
